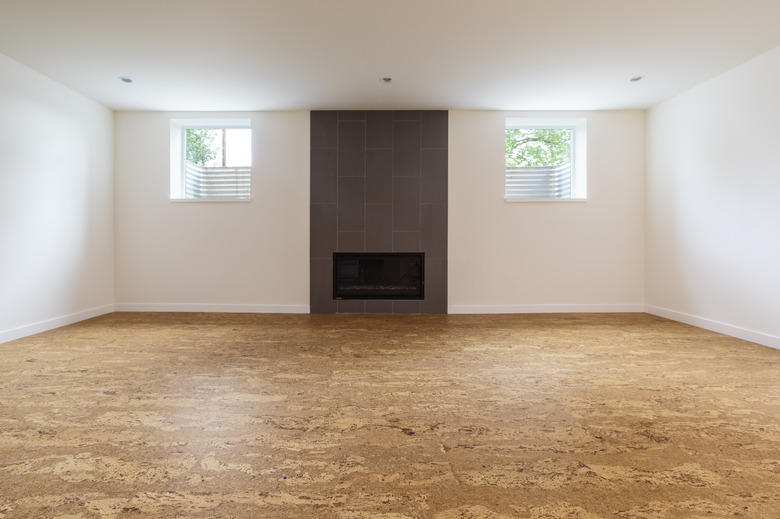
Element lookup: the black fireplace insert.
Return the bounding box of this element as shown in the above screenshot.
[333,253,424,300]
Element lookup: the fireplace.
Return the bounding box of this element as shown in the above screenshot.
[333,253,424,300]
[310,110,447,313]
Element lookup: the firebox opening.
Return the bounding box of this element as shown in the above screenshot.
[333,253,424,300]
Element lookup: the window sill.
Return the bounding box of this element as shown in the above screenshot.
[170,198,252,203]
[504,198,587,203]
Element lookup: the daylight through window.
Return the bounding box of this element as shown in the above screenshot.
[505,118,586,200]
[170,119,252,200]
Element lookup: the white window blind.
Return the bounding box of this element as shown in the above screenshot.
[505,163,572,200]
[185,163,251,199]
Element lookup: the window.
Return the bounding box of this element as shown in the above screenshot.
[170,118,252,200]
[505,117,586,200]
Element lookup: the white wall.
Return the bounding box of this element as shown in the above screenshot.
[646,46,780,349]
[449,111,646,312]
[5,41,777,349]
[0,54,114,343]
[114,111,310,312]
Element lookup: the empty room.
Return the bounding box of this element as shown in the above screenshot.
[1,1,779,517]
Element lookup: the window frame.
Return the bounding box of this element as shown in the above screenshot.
[170,118,252,202]
[505,117,587,202]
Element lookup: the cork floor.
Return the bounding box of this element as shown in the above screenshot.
[1,313,779,518]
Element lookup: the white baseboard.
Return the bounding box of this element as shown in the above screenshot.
[113,303,310,314]
[448,304,645,314]
[644,305,780,351]
[7,302,775,352]
[0,304,115,345]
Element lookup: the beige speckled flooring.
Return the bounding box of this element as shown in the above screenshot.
[1,312,779,518]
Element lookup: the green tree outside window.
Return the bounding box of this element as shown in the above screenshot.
[506,128,572,167]
[186,129,217,166]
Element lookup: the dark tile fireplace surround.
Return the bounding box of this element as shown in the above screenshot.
[310,110,447,314]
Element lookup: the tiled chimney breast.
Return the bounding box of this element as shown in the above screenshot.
[310,111,448,314]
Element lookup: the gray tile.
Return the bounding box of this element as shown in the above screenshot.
[310,204,337,259]
[393,176,420,205]
[393,111,421,121]
[421,111,448,149]
[393,231,420,252]
[393,203,420,232]
[392,178,420,232]
[338,231,365,252]
[338,300,366,314]
[338,111,366,121]
[338,177,365,231]
[393,121,421,176]
[310,148,337,204]
[366,204,393,252]
[311,111,337,149]
[338,121,365,177]
[421,148,447,204]
[421,204,447,259]
[365,300,394,313]
[366,149,393,204]
[367,111,393,149]
[393,300,421,314]
[421,257,447,314]
[310,258,337,313]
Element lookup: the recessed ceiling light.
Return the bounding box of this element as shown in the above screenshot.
[629,75,646,83]
[380,77,393,84]
[118,76,133,84]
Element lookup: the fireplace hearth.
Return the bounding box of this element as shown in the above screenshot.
[333,253,424,300]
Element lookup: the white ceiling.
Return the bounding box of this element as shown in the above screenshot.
[1,0,779,112]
